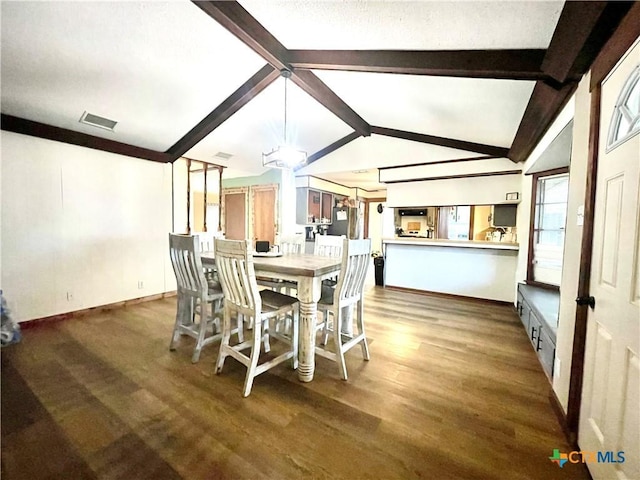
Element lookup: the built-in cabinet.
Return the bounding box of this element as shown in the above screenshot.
[516,283,559,380]
[296,188,333,225]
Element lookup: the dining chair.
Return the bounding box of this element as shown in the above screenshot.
[265,233,306,334]
[168,233,242,363]
[280,234,305,255]
[214,238,299,397]
[256,234,304,295]
[316,238,371,380]
[311,234,345,340]
[197,231,224,282]
[313,234,344,257]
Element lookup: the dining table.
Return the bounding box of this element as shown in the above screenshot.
[200,251,341,382]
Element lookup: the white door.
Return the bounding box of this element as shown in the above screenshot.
[578,42,640,479]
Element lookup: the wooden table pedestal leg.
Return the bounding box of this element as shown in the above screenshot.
[296,277,321,382]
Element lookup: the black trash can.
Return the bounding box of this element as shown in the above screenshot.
[374,256,384,286]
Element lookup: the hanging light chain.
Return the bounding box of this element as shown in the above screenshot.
[281,69,292,146]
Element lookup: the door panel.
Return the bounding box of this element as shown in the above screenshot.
[253,187,276,246]
[599,173,623,287]
[224,192,246,240]
[618,351,639,478]
[579,41,639,480]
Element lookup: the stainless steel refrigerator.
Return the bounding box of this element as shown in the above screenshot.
[327,207,360,238]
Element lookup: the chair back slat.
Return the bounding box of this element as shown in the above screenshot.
[280,234,304,255]
[169,233,208,296]
[214,239,261,315]
[314,234,344,257]
[335,238,371,303]
[197,231,224,253]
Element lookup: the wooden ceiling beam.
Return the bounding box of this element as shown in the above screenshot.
[192,1,288,71]
[288,49,548,81]
[194,1,371,137]
[509,1,634,163]
[167,64,280,161]
[290,71,370,136]
[371,126,509,157]
[590,1,640,90]
[298,131,361,169]
[542,1,633,85]
[508,82,577,163]
[0,114,170,163]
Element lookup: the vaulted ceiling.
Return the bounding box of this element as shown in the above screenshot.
[1,1,635,192]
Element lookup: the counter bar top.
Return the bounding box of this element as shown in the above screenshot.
[382,237,519,251]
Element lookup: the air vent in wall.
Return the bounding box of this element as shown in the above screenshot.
[214,151,233,160]
[79,111,117,131]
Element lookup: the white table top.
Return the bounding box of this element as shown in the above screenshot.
[200,252,341,278]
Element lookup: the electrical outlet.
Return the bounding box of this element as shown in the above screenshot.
[137,281,144,290]
[554,357,561,378]
[66,291,74,301]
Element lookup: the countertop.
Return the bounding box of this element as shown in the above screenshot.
[383,237,519,251]
[518,283,559,337]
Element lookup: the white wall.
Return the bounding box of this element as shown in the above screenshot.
[507,88,580,413]
[386,174,521,207]
[280,168,298,236]
[380,157,517,182]
[515,96,575,292]
[385,242,519,302]
[172,158,189,233]
[0,140,3,293]
[1,131,174,322]
[367,202,385,254]
[553,74,591,412]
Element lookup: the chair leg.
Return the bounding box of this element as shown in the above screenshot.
[262,318,271,353]
[321,311,331,346]
[357,300,370,361]
[236,313,244,343]
[191,298,209,363]
[333,309,348,381]
[215,308,232,374]
[243,321,263,397]
[212,298,222,334]
[169,294,184,351]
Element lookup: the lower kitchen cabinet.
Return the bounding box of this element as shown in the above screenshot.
[516,290,531,331]
[517,283,559,381]
[537,327,556,378]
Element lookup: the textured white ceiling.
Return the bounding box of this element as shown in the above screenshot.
[1,1,265,150]
[1,1,567,192]
[314,71,535,147]
[296,133,488,190]
[239,1,563,49]
[185,76,354,178]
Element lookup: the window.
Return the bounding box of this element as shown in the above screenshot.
[607,64,640,150]
[529,171,570,286]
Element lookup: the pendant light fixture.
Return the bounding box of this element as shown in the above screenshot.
[262,69,307,169]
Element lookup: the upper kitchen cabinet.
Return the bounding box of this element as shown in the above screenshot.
[296,188,333,225]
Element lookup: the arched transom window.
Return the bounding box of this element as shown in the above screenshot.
[607,64,640,151]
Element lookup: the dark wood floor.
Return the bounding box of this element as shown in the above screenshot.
[1,286,590,480]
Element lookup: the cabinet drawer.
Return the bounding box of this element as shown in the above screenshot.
[528,311,542,349]
[517,294,531,330]
[538,327,556,378]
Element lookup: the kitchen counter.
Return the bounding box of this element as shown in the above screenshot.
[384,237,519,250]
[382,238,520,303]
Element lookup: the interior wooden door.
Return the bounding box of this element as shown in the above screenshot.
[253,187,276,246]
[223,192,246,240]
[578,42,639,480]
